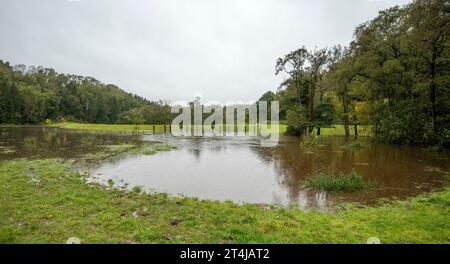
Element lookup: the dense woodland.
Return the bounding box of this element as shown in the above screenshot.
[0,0,448,147]
[265,0,449,147]
[0,60,173,125]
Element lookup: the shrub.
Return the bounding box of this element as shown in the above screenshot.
[305,170,376,192]
[301,133,320,147]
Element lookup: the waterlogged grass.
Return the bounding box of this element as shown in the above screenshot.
[48,122,373,137]
[142,150,158,156]
[80,144,139,161]
[0,159,449,244]
[134,144,177,156]
[301,134,321,148]
[343,142,365,150]
[152,144,177,151]
[23,137,38,147]
[52,122,168,133]
[79,143,177,161]
[80,135,96,145]
[305,170,377,192]
[101,144,136,152]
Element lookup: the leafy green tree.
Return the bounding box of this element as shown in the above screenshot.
[306,48,331,132]
[0,60,172,125]
[120,109,145,129]
[275,48,309,107]
[270,0,449,147]
[314,96,336,135]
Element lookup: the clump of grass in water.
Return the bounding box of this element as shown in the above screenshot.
[132,186,143,194]
[301,133,320,148]
[305,170,377,192]
[23,137,37,147]
[107,179,115,186]
[153,144,177,151]
[102,144,135,151]
[80,135,96,145]
[344,142,365,149]
[138,143,177,155]
[143,150,157,155]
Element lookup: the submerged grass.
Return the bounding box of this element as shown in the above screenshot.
[305,170,377,192]
[78,143,177,163]
[0,159,448,244]
[142,150,157,156]
[301,134,321,148]
[23,137,37,147]
[134,143,177,156]
[152,144,177,151]
[343,142,365,150]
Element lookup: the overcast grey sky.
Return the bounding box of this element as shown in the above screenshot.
[0,0,412,103]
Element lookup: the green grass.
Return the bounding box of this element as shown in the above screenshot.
[343,142,365,149]
[313,125,373,137]
[152,144,177,151]
[49,122,372,137]
[80,135,96,145]
[101,144,136,152]
[23,137,37,147]
[52,122,288,135]
[133,144,177,156]
[0,159,448,244]
[52,122,169,133]
[79,143,176,161]
[301,134,320,147]
[142,150,157,156]
[305,170,377,192]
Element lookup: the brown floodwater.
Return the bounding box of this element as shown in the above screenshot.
[1,127,449,210]
[92,133,450,210]
[0,126,143,160]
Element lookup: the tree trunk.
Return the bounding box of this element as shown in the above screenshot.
[309,80,316,133]
[317,127,321,136]
[430,52,437,136]
[297,79,302,106]
[353,114,358,139]
[342,94,350,144]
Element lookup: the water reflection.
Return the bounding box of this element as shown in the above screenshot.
[261,136,450,209]
[0,126,142,160]
[1,127,449,210]
[93,134,449,210]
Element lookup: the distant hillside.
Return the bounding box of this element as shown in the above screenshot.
[0,60,170,124]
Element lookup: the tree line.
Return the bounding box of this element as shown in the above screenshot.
[264,0,449,147]
[1,0,448,147]
[0,60,174,125]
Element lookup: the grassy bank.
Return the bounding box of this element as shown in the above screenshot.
[51,122,288,134]
[51,122,168,133]
[314,125,373,137]
[50,122,372,137]
[0,158,448,244]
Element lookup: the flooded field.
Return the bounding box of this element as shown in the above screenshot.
[1,126,449,210]
[0,126,143,160]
